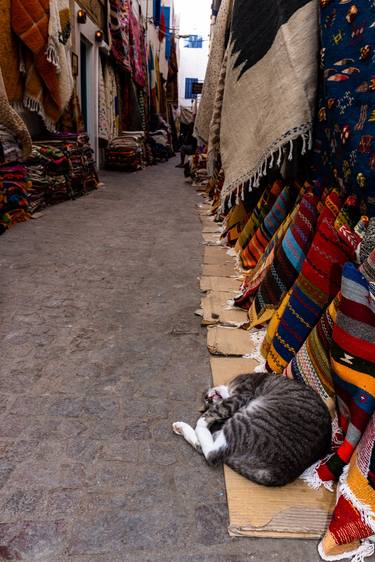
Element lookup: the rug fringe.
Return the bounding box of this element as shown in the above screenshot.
[220,122,313,211]
[46,41,61,72]
[300,458,335,492]
[318,540,375,562]
[242,328,266,363]
[339,466,375,534]
[23,96,57,132]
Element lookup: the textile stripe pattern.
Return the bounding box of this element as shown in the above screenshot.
[249,191,320,328]
[317,262,375,484]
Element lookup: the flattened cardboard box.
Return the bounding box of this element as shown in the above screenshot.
[203,246,235,266]
[202,224,222,234]
[202,231,221,244]
[202,263,238,278]
[201,293,248,327]
[200,276,242,293]
[207,326,253,356]
[210,357,335,539]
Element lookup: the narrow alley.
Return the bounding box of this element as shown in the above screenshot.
[0,162,323,561]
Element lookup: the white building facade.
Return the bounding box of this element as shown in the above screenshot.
[175,0,211,109]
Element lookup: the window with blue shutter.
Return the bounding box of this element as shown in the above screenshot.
[184,35,203,49]
[185,78,198,99]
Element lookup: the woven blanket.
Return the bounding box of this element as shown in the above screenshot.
[0,0,23,105]
[319,415,375,562]
[360,218,375,264]
[285,214,368,410]
[286,295,339,419]
[194,0,232,145]
[236,178,283,253]
[129,6,146,88]
[239,183,298,270]
[249,191,320,328]
[313,262,375,488]
[265,218,355,373]
[219,0,318,207]
[235,205,298,311]
[222,201,248,246]
[0,68,32,159]
[46,0,73,110]
[98,58,110,142]
[311,0,375,218]
[11,0,70,129]
[109,0,131,72]
[264,194,358,373]
[261,189,343,359]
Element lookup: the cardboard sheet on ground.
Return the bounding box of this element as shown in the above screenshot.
[200,276,241,293]
[203,246,235,266]
[207,326,253,356]
[201,293,248,327]
[202,231,221,244]
[210,357,335,539]
[200,216,221,230]
[202,263,238,278]
[202,224,222,234]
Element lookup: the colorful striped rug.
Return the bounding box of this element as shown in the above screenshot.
[249,191,320,328]
[239,183,299,270]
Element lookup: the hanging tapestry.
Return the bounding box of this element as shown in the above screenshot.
[219,0,319,207]
[194,0,232,145]
[310,0,375,217]
[129,4,146,88]
[109,0,132,73]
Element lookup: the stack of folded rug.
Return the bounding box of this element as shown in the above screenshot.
[105,132,145,170]
[0,164,30,234]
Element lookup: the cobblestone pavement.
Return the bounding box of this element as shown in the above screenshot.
[0,160,325,560]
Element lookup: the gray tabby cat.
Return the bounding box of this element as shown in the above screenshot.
[173,372,331,486]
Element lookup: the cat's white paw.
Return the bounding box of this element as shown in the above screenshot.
[172,421,187,436]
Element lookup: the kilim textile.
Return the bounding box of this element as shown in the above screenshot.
[360,218,375,264]
[249,191,320,328]
[265,216,354,374]
[222,201,248,246]
[0,68,32,159]
[11,0,73,129]
[129,6,146,88]
[236,178,283,253]
[219,0,318,207]
[311,0,375,217]
[239,183,298,270]
[109,0,132,72]
[0,164,30,234]
[235,205,298,312]
[194,0,232,146]
[315,262,375,486]
[286,296,339,418]
[284,218,369,415]
[319,414,375,561]
[261,189,343,359]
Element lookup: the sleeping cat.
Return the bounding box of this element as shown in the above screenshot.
[173,372,332,486]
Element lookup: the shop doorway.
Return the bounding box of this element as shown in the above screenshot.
[80,36,91,131]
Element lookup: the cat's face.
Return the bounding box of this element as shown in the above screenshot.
[199,388,223,412]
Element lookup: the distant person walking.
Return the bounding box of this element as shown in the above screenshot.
[176,122,197,168]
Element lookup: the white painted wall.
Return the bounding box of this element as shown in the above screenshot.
[175,0,211,108]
